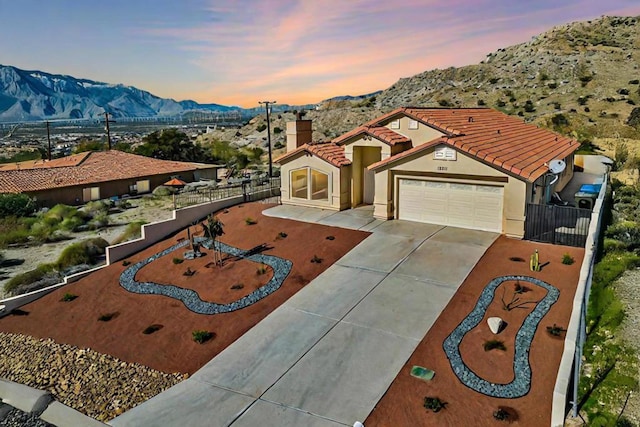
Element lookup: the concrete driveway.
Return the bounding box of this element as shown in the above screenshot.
[110,205,498,427]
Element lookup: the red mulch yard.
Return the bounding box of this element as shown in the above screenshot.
[365,236,585,427]
[0,203,369,374]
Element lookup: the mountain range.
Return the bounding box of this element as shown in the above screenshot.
[2,14,640,142]
[0,65,316,122]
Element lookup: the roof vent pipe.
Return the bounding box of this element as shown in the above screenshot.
[468,117,474,122]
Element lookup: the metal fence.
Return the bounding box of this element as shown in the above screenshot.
[175,177,281,209]
[524,203,593,247]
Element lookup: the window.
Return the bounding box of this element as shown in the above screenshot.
[311,169,329,200]
[408,119,419,130]
[434,146,457,161]
[82,186,100,202]
[291,169,308,199]
[137,180,150,193]
[390,119,400,129]
[290,168,329,201]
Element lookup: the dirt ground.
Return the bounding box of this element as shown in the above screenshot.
[0,202,369,375]
[365,237,584,427]
[0,196,175,299]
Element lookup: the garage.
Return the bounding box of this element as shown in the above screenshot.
[398,178,504,232]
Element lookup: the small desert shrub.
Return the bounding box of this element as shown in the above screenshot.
[311,255,322,263]
[603,238,627,253]
[256,265,268,275]
[122,260,131,266]
[60,292,78,302]
[0,193,36,218]
[4,264,56,294]
[172,257,184,264]
[547,324,566,336]
[245,217,257,225]
[326,235,335,241]
[231,283,244,290]
[484,340,506,351]
[112,221,147,244]
[524,100,535,112]
[56,238,109,270]
[277,231,287,239]
[256,124,267,132]
[183,267,196,276]
[477,99,486,106]
[562,253,575,265]
[192,330,213,344]
[493,408,510,421]
[423,397,447,413]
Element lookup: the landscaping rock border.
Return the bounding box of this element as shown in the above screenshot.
[443,275,559,398]
[119,237,292,314]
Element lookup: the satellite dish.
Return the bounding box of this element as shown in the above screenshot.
[548,159,566,174]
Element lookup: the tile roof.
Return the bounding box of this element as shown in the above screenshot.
[0,150,212,194]
[332,125,411,146]
[364,108,579,182]
[274,142,351,167]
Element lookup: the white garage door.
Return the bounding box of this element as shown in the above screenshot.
[398,179,503,232]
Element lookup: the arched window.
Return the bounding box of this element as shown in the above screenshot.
[290,168,329,201]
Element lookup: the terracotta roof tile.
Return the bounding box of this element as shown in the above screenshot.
[366,108,579,182]
[332,124,411,146]
[0,150,212,194]
[275,142,350,168]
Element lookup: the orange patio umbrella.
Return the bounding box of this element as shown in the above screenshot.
[164,177,187,187]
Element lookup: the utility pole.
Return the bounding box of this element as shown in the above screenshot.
[102,112,116,150]
[46,121,52,161]
[258,100,276,177]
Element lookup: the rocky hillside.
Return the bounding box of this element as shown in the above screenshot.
[216,15,640,156]
[375,15,640,142]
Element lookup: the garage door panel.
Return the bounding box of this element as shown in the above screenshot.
[398,178,503,232]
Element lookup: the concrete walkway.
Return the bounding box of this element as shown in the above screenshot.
[110,206,498,427]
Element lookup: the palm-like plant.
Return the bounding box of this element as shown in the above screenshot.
[203,215,225,266]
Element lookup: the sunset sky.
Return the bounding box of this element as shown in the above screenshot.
[1,0,639,108]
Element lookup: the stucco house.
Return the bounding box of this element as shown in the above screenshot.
[0,150,219,207]
[275,107,578,238]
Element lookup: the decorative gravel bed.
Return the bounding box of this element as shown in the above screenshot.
[0,332,183,422]
[443,275,559,398]
[119,237,292,314]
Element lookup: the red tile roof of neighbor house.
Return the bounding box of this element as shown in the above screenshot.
[0,150,210,194]
[274,142,351,168]
[364,108,579,182]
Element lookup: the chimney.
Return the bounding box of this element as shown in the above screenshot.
[286,118,312,152]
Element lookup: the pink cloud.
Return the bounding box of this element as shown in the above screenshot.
[144,0,640,106]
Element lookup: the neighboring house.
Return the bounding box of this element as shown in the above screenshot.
[0,150,219,207]
[276,107,578,238]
